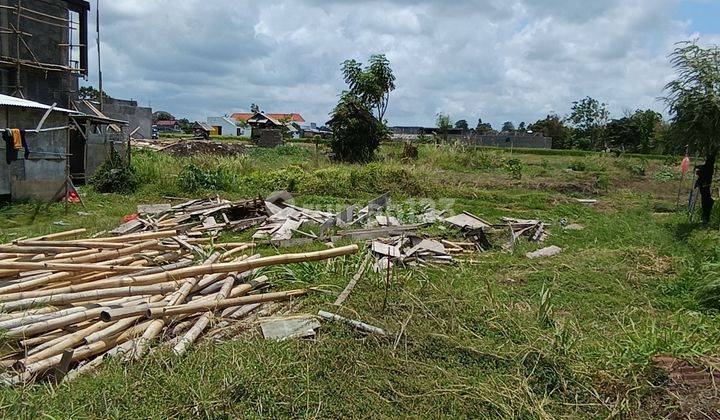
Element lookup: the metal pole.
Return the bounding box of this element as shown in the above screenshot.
[96,0,102,111]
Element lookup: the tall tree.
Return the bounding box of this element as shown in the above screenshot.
[153,111,175,122]
[250,103,260,113]
[568,96,609,150]
[475,118,494,134]
[664,40,720,225]
[517,122,526,132]
[341,54,396,122]
[329,55,395,162]
[455,119,469,130]
[604,109,664,154]
[436,114,452,144]
[501,121,515,132]
[78,85,107,101]
[529,114,572,149]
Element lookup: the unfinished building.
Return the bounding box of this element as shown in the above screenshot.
[0,0,129,200]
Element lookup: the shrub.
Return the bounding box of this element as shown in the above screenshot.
[327,94,387,162]
[178,163,226,192]
[89,148,137,193]
[505,158,523,179]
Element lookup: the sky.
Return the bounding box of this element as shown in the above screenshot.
[83,0,720,128]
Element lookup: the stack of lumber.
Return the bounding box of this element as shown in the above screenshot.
[0,228,358,385]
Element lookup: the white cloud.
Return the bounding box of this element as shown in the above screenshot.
[84,0,717,128]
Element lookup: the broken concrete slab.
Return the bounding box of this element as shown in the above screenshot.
[259,315,321,340]
[405,239,446,257]
[371,241,402,258]
[444,212,492,230]
[563,223,585,231]
[526,245,562,259]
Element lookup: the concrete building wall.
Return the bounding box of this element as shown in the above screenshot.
[207,116,246,137]
[85,131,126,178]
[101,97,153,139]
[0,106,69,200]
[0,0,88,108]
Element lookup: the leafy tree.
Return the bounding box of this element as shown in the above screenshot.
[78,85,107,101]
[153,111,175,122]
[475,118,494,134]
[664,40,720,225]
[455,119,469,130]
[327,93,387,162]
[529,114,572,149]
[604,109,663,154]
[517,122,526,132]
[341,54,396,121]
[328,55,395,162]
[501,121,515,132]
[436,114,452,144]
[568,96,609,150]
[250,103,260,113]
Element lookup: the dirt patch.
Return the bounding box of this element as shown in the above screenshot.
[163,140,247,157]
[639,356,720,419]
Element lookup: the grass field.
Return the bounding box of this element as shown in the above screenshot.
[0,143,718,418]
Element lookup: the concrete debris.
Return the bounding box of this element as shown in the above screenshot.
[526,245,562,259]
[137,204,171,215]
[318,310,387,336]
[563,223,585,231]
[259,315,321,340]
[443,211,492,230]
[576,199,598,205]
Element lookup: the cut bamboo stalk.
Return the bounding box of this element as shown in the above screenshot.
[334,253,371,306]
[219,244,253,261]
[18,319,116,369]
[16,240,128,249]
[0,304,98,330]
[317,310,387,336]
[69,230,177,244]
[19,330,65,348]
[94,245,358,290]
[5,306,107,339]
[0,261,149,273]
[47,248,99,260]
[52,240,159,264]
[173,274,235,356]
[146,289,308,319]
[0,271,73,295]
[131,254,221,359]
[0,245,86,254]
[17,228,86,243]
[0,282,181,311]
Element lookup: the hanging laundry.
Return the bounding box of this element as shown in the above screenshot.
[3,128,29,164]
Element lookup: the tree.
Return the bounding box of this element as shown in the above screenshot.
[250,103,260,113]
[664,40,720,225]
[529,114,572,149]
[78,85,107,101]
[604,109,663,154]
[475,118,494,134]
[455,119,469,130]
[501,121,515,132]
[153,111,175,122]
[329,55,395,162]
[436,114,452,144]
[517,122,526,133]
[327,93,387,162]
[341,54,396,122]
[568,96,609,150]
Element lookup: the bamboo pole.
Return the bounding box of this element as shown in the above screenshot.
[334,253,371,306]
[131,254,221,359]
[97,245,358,291]
[16,229,86,243]
[0,305,97,330]
[146,290,308,319]
[0,282,181,311]
[173,271,236,356]
[0,245,86,254]
[0,261,149,273]
[219,244,253,261]
[5,306,107,339]
[69,230,177,244]
[52,240,159,264]
[0,271,73,295]
[14,240,128,249]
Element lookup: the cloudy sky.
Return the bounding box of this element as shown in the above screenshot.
[84,0,720,128]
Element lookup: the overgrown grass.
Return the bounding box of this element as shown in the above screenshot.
[0,143,718,418]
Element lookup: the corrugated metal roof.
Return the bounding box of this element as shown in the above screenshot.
[0,94,76,113]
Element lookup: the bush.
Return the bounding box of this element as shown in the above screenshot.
[327,94,387,162]
[178,163,227,192]
[505,158,523,179]
[89,149,137,193]
[568,160,588,172]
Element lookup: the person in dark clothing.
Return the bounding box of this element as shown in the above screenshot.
[695,152,717,225]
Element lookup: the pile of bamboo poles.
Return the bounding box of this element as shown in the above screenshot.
[0,228,358,385]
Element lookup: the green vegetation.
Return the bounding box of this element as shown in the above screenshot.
[0,143,718,418]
